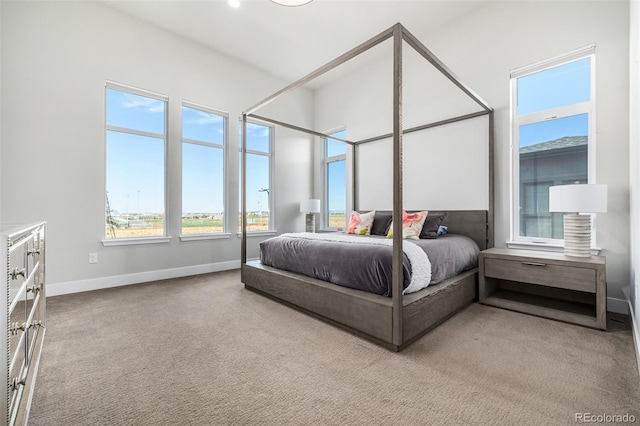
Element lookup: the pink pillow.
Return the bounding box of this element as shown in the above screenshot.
[346,210,376,235]
[387,210,428,240]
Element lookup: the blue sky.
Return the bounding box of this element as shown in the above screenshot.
[326,130,347,214]
[183,106,224,214]
[519,114,588,147]
[106,89,273,214]
[518,57,590,147]
[106,89,166,214]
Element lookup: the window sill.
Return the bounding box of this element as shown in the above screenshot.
[102,236,172,247]
[236,230,277,238]
[505,241,602,256]
[180,233,231,242]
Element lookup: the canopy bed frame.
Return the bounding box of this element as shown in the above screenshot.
[240,23,494,351]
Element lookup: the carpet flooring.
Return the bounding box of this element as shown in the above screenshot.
[29,269,639,425]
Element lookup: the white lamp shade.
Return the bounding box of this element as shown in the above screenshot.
[300,199,321,214]
[548,184,607,213]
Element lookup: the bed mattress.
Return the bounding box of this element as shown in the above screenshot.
[259,233,479,297]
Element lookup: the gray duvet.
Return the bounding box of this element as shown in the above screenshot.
[259,234,479,297]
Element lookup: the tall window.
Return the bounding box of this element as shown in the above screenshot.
[324,129,347,230]
[105,83,167,239]
[182,103,227,235]
[239,121,273,232]
[511,46,595,243]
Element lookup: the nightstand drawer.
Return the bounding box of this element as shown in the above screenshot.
[484,257,596,293]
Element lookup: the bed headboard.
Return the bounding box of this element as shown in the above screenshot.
[373,210,489,250]
[439,210,488,250]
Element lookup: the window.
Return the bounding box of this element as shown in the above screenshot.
[182,103,227,235]
[511,46,595,243]
[105,83,167,239]
[324,129,347,230]
[239,121,273,232]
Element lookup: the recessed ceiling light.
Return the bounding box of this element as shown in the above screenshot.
[270,0,313,6]
[229,0,241,8]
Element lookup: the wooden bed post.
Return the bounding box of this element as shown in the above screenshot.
[241,114,247,265]
[391,23,404,348]
[488,110,495,249]
[352,143,357,212]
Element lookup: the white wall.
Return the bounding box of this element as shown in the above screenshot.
[629,0,640,371]
[313,1,631,308]
[354,117,489,211]
[0,1,314,292]
[0,1,3,224]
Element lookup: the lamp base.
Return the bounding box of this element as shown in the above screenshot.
[305,213,316,233]
[563,214,591,257]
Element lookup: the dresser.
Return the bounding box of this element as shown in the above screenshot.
[479,248,606,330]
[1,223,46,426]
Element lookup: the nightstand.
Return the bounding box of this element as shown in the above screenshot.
[479,248,606,330]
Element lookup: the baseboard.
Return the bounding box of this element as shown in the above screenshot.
[607,297,630,314]
[46,260,241,297]
[630,300,640,381]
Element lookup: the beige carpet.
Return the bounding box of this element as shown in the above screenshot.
[29,270,639,425]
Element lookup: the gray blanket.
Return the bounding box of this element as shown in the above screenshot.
[259,234,479,297]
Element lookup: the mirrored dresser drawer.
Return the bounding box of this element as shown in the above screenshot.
[1,223,46,426]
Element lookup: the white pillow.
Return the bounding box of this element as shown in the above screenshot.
[387,210,428,240]
[346,210,376,235]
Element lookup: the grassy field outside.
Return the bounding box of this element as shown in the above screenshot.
[106,213,347,238]
[328,214,346,230]
[106,214,271,238]
[181,217,224,234]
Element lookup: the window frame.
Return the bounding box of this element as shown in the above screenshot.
[323,127,347,231]
[510,45,596,247]
[239,119,275,233]
[103,81,169,245]
[180,101,229,240]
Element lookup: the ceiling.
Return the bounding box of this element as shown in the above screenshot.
[103,0,490,86]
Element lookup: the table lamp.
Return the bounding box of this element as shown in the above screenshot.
[300,199,321,233]
[548,184,607,257]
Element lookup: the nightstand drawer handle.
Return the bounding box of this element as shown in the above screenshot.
[521,262,547,267]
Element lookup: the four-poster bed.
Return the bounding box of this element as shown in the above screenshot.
[241,23,494,351]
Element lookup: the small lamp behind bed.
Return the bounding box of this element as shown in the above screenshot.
[300,199,321,233]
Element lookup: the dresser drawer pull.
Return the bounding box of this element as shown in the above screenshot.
[11,374,26,391]
[521,262,547,267]
[27,283,42,294]
[10,268,26,280]
[9,322,25,335]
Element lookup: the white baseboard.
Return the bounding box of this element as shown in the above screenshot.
[607,297,630,314]
[630,300,640,381]
[46,260,241,297]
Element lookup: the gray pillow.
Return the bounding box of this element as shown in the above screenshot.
[371,213,392,236]
[420,212,447,239]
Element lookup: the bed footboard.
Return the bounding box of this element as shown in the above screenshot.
[242,260,477,351]
[402,268,477,347]
[243,261,393,343]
